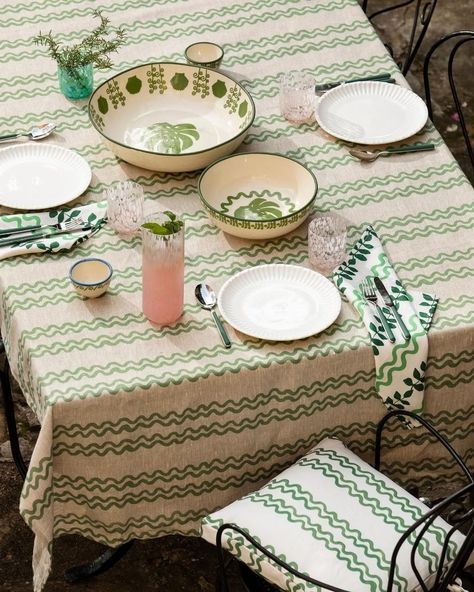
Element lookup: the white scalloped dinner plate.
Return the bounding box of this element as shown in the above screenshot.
[315,81,428,144]
[0,144,92,210]
[218,264,341,341]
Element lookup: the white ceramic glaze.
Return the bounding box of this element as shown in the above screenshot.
[89,63,254,172]
[69,258,113,298]
[185,42,224,68]
[0,144,91,210]
[315,81,428,144]
[218,264,341,341]
[198,153,318,240]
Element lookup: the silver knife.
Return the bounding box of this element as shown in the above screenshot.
[0,224,95,248]
[374,277,410,341]
[315,72,393,92]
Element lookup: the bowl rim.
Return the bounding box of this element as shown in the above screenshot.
[198,152,318,225]
[88,62,255,159]
[69,257,114,287]
[185,42,224,65]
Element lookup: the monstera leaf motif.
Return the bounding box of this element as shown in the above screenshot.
[234,198,283,220]
[144,122,200,154]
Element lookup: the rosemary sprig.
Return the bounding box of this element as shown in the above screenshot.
[33,9,126,74]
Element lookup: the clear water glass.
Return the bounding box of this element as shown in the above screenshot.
[308,213,347,275]
[106,181,144,236]
[280,71,316,123]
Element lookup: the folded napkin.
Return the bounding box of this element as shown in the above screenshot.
[333,226,438,427]
[0,201,107,261]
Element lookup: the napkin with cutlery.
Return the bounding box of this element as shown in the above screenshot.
[333,225,438,427]
[0,201,107,261]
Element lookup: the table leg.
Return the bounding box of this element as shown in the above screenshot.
[64,540,135,583]
[0,340,28,480]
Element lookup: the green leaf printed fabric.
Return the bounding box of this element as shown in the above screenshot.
[333,226,438,427]
[0,201,107,261]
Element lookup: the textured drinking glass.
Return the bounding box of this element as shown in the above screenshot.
[142,212,185,325]
[106,181,144,236]
[308,213,347,275]
[280,71,316,123]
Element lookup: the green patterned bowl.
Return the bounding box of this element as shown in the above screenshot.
[88,62,255,172]
[198,153,318,240]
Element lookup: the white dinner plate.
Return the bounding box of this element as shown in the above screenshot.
[315,81,428,144]
[218,264,342,341]
[0,144,92,210]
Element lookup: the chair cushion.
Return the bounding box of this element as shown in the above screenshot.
[201,438,465,592]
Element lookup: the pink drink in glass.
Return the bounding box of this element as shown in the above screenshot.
[142,214,184,325]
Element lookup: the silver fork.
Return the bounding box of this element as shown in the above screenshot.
[361,278,396,343]
[0,216,86,239]
[0,217,90,247]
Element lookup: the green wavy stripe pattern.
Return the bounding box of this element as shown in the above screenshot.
[52,383,372,441]
[251,485,386,590]
[0,2,363,64]
[304,450,448,550]
[23,433,472,516]
[21,456,52,499]
[48,433,474,497]
[51,402,474,458]
[0,0,192,28]
[1,0,300,47]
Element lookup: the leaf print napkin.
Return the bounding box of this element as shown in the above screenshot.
[0,201,107,261]
[333,226,438,428]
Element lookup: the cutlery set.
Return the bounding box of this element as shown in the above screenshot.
[0,217,96,248]
[362,277,410,341]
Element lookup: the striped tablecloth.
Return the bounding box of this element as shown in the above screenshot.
[1,0,473,589]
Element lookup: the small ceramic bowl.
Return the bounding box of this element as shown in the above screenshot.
[198,152,318,240]
[69,258,113,299]
[185,42,224,69]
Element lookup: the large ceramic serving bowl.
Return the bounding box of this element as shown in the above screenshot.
[88,63,255,172]
[198,153,318,240]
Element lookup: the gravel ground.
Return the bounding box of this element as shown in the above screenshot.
[1,2,473,590]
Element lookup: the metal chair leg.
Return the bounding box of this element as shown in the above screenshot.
[0,342,28,480]
[64,540,135,583]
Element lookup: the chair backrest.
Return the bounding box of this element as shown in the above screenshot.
[388,482,474,592]
[361,0,438,74]
[423,31,474,173]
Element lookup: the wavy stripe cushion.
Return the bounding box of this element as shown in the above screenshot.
[201,438,465,592]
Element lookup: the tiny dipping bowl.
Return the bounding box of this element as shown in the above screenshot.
[69,257,113,299]
[185,42,224,68]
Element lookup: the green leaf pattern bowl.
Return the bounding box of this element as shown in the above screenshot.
[88,62,255,172]
[198,153,318,240]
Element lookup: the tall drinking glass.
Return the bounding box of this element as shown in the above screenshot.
[142,212,185,325]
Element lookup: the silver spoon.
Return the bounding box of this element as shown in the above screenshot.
[0,122,56,143]
[349,142,435,162]
[195,283,231,349]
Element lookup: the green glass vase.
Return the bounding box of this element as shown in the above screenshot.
[57,63,93,100]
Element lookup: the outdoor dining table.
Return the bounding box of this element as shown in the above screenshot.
[1,0,473,590]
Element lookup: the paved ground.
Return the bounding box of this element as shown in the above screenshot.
[1,2,473,590]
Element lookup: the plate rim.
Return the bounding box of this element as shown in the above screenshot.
[0,143,92,211]
[314,80,428,145]
[218,263,342,341]
[88,61,256,158]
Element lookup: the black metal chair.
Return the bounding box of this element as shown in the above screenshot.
[362,0,438,75]
[423,31,474,173]
[202,410,474,592]
[0,336,27,480]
